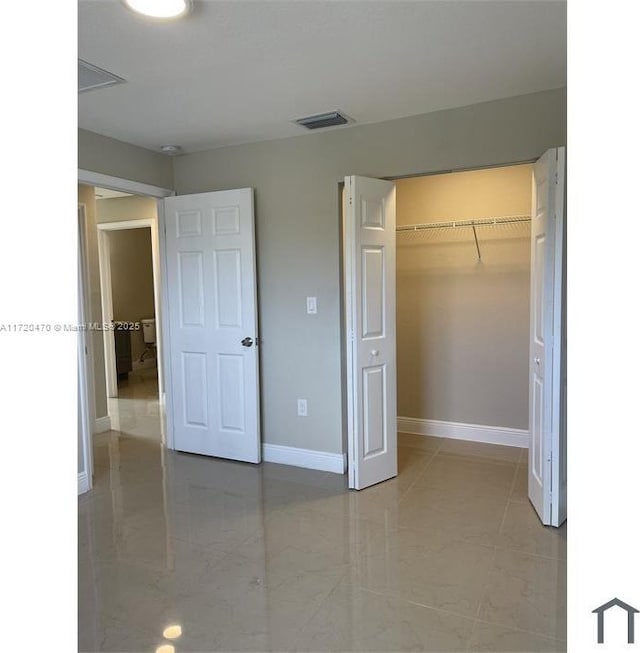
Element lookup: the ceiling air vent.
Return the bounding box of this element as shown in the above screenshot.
[78,59,125,93]
[295,111,350,130]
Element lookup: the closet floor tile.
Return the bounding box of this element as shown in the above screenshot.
[411,454,517,499]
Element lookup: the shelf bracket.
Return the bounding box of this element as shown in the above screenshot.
[472,224,481,261]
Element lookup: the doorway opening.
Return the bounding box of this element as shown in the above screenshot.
[77,171,173,495]
[96,189,165,444]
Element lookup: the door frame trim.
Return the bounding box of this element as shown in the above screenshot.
[78,170,175,449]
[78,170,174,200]
[78,204,94,493]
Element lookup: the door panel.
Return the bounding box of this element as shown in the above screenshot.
[528,148,566,526]
[363,365,386,457]
[164,189,260,463]
[345,176,397,490]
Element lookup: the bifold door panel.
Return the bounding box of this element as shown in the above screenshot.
[528,148,566,526]
[344,175,397,490]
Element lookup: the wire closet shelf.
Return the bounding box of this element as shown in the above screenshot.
[396,214,531,233]
[396,214,531,261]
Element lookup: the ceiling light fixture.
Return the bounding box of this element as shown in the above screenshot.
[122,0,192,19]
[160,145,183,155]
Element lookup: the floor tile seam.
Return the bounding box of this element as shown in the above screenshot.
[396,451,440,506]
[474,544,499,622]
[357,521,499,555]
[519,446,528,464]
[397,435,444,454]
[400,481,524,503]
[357,584,483,625]
[492,542,567,563]
[169,533,251,565]
[434,451,521,468]
[470,613,568,643]
[497,469,520,536]
[464,618,479,652]
[293,568,352,646]
[505,459,521,503]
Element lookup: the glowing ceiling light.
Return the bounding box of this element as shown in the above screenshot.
[122,0,192,19]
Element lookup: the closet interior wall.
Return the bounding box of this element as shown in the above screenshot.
[395,164,533,432]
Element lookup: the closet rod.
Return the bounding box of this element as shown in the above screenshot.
[396,214,531,233]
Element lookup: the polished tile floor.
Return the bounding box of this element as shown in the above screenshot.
[107,368,162,442]
[79,380,566,652]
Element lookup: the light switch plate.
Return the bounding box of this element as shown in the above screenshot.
[297,398,308,416]
[306,296,317,314]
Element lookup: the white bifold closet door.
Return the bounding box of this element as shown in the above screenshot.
[528,147,566,527]
[344,175,397,490]
[163,189,261,463]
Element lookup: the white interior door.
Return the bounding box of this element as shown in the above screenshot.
[528,147,566,526]
[344,175,397,490]
[163,189,261,463]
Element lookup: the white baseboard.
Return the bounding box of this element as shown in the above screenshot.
[94,415,112,433]
[262,443,347,474]
[397,416,528,448]
[78,471,90,494]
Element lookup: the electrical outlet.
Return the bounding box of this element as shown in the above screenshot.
[297,398,308,416]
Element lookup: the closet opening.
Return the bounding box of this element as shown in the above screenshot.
[341,153,566,525]
[394,163,533,449]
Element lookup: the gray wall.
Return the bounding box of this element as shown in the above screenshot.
[395,165,532,429]
[78,128,174,189]
[96,194,159,224]
[172,88,566,454]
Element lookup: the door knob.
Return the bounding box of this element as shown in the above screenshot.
[241,337,254,347]
[534,356,540,365]
[371,350,379,357]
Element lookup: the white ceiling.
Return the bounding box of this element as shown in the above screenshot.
[78,0,566,155]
